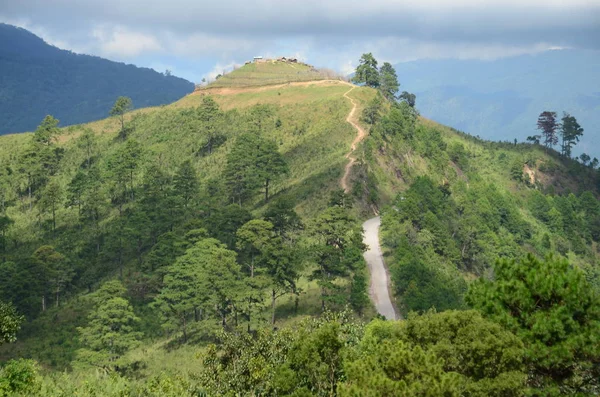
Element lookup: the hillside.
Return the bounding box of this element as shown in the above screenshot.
[0,23,194,135]
[394,49,600,157]
[199,59,332,88]
[1,59,600,396]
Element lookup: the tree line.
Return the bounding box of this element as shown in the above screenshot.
[531,111,596,165]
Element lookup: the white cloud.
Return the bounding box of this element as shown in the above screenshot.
[1,0,598,81]
[204,61,243,82]
[92,26,162,58]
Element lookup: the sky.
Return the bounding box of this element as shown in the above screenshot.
[1,0,599,83]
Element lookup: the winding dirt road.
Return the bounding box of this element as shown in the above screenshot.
[339,87,398,320]
[340,86,367,193]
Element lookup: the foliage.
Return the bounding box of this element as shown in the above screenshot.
[224,132,288,204]
[352,53,380,88]
[379,62,400,101]
[560,112,584,158]
[0,359,41,397]
[0,300,23,345]
[537,111,559,149]
[310,200,366,311]
[76,280,142,370]
[467,254,600,394]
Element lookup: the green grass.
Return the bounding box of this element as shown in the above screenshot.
[201,61,330,88]
[0,73,377,369]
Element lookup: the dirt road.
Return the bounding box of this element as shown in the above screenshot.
[340,86,367,193]
[362,217,398,320]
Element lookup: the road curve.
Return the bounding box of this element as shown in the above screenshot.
[340,86,367,193]
[362,217,398,320]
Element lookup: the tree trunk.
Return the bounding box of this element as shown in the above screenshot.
[42,295,46,312]
[294,293,299,315]
[271,289,277,325]
[182,315,187,343]
[56,289,59,308]
[265,178,270,202]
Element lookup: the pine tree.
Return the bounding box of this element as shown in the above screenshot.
[379,62,400,101]
[38,178,62,232]
[33,115,60,146]
[352,53,380,88]
[537,111,559,149]
[467,255,600,393]
[560,112,584,157]
[173,160,199,213]
[110,96,132,139]
[77,281,142,369]
[255,138,288,202]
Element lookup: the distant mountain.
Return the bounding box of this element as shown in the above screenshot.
[0,23,194,134]
[394,49,600,157]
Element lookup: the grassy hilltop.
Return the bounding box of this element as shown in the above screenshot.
[1,59,600,396]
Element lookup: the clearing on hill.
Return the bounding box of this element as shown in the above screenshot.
[196,60,333,89]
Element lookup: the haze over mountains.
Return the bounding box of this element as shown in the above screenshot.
[0,23,194,135]
[394,49,600,157]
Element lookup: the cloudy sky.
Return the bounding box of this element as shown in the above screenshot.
[1,0,599,83]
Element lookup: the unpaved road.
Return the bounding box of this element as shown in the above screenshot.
[340,86,367,193]
[339,87,397,320]
[362,217,398,320]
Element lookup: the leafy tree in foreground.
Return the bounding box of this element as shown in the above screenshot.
[0,359,41,396]
[0,301,23,346]
[76,280,142,370]
[467,254,600,394]
[352,53,380,88]
[537,111,559,149]
[340,339,460,396]
[310,205,365,311]
[560,112,584,158]
[341,310,526,396]
[379,62,400,101]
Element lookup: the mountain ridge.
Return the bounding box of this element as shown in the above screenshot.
[0,23,195,135]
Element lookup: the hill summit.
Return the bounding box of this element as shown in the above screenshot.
[197,58,340,89]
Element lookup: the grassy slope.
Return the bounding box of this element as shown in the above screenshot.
[0,64,376,368]
[199,61,328,88]
[5,59,594,374]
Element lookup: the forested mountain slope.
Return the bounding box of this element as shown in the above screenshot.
[0,24,194,135]
[1,58,599,396]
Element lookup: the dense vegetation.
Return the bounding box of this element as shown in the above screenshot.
[346,63,600,319]
[0,23,194,135]
[1,55,600,396]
